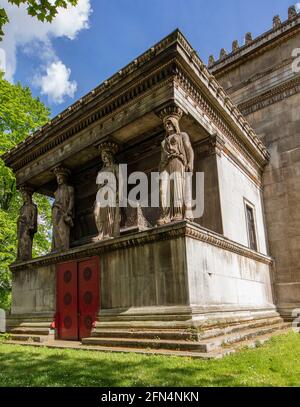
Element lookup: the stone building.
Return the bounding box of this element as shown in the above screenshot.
[2,6,298,357]
[209,5,300,321]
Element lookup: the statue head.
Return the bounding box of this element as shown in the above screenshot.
[164,116,180,136]
[97,140,118,166]
[19,186,33,204]
[56,174,67,185]
[53,166,70,186]
[158,106,183,136]
[101,149,114,166]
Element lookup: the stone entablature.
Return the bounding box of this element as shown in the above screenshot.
[173,67,268,169]
[2,30,268,180]
[194,135,264,189]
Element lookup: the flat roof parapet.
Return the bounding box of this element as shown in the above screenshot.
[210,6,300,74]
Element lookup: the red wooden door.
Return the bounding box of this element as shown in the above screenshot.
[56,261,78,340]
[78,257,100,339]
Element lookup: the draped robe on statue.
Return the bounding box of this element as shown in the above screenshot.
[160,133,186,221]
[94,163,120,239]
[159,120,194,223]
[52,184,74,251]
[17,202,37,260]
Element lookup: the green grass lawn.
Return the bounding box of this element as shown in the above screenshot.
[0,331,299,387]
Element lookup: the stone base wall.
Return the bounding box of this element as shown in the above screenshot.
[186,235,274,309]
[11,265,56,315]
[93,305,279,334]
[8,222,277,334]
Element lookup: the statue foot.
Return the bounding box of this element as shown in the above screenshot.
[157,217,169,226]
[93,234,104,242]
[171,215,183,222]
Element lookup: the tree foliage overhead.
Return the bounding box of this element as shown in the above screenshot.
[0,72,52,309]
[0,0,78,40]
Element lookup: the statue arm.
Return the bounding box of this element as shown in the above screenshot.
[159,141,167,172]
[114,164,120,199]
[96,169,109,189]
[182,133,194,172]
[67,186,75,217]
[31,204,38,234]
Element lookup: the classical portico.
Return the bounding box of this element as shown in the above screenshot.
[2,30,288,356]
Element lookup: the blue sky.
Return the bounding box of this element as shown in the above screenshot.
[2,0,298,117]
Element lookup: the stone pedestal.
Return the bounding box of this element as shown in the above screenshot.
[7,221,276,337]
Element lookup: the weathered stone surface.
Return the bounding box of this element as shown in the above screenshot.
[52,166,74,252]
[16,186,37,261]
[11,266,56,315]
[210,11,300,316]
[9,222,274,321]
[2,28,280,342]
[157,106,194,224]
[94,140,120,240]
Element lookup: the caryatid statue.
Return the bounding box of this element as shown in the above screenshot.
[51,166,74,252]
[94,141,120,240]
[17,185,38,261]
[157,106,194,225]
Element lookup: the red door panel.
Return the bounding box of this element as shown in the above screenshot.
[57,261,78,340]
[78,257,100,339]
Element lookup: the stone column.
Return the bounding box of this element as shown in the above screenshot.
[193,133,224,233]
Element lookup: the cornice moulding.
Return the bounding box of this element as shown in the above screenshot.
[2,30,268,174]
[10,221,273,272]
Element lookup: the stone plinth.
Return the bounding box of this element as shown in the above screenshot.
[8,221,276,334]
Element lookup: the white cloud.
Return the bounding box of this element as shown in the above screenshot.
[33,61,77,104]
[296,3,300,12]
[1,0,91,103]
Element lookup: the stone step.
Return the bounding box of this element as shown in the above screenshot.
[6,317,53,325]
[8,334,50,343]
[199,322,290,352]
[7,321,52,326]
[91,316,284,341]
[92,329,194,341]
[93,321,191,330]
[196,316,284,339]
[82,336,208,352]
[5,328,291,360]
[82,328,291,358]
[93,314,282,329]
[9,327,50,336]
[6,323,53,333]
[96,310,279,324]
[82,322,289,353]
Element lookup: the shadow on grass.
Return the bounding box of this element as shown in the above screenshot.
[0,345,239,387]
[0,332,299,387]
